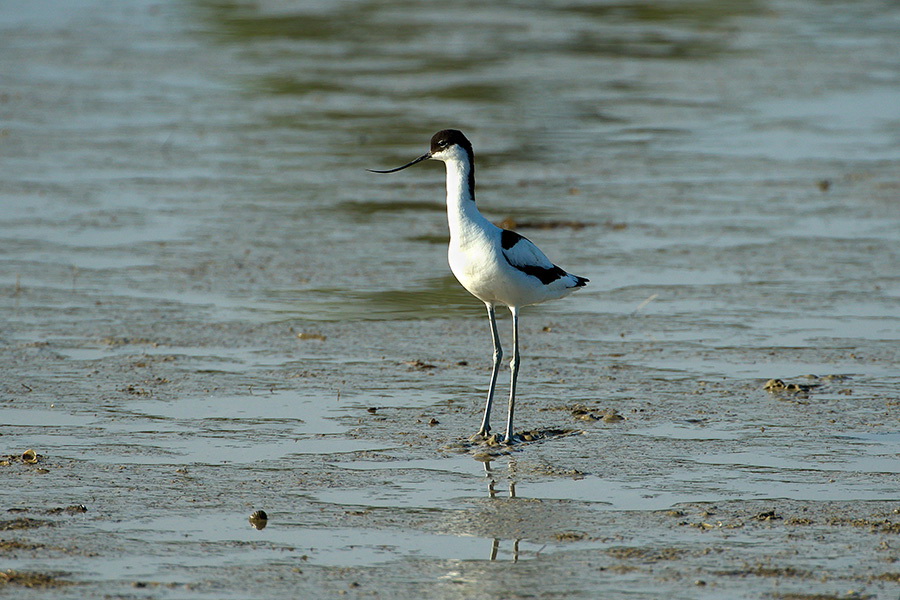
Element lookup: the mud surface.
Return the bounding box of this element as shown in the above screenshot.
[2,1,899,598]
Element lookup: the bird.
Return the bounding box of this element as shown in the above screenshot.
[369,129,588,444]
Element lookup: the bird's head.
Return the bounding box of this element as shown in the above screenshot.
[368,129,473,173]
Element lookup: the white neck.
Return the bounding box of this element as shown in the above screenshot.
[444,157,486,240]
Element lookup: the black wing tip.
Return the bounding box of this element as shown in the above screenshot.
[573,275,589,287]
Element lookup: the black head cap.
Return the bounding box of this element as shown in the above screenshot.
[430,129,473,158]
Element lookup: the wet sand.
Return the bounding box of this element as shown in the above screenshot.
[2,1,899,598]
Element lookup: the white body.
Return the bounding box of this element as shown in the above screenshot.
[440,146,584,309]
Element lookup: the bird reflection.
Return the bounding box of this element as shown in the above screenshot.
[489,537,520,562]
[482,459,521,562]
[487,478,516,499]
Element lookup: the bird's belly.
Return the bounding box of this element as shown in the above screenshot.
[448,241,546,307]
[448,241,496,298]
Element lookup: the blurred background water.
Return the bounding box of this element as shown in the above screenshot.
[3,0,897,333]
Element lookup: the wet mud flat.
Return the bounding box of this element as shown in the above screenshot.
[2,309,899,599]
[2,0,900,598]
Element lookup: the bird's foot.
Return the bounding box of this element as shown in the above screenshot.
[470,431,514,447]
[469,429,491,443]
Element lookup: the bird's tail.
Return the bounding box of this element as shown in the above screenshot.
[569,275,589,288]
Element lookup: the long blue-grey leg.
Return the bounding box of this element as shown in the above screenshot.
[478,303,502,437]
[503,307,520,444]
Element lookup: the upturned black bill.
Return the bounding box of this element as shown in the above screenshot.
[367,152,431,173]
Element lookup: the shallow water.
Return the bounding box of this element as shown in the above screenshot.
[2,0,899,598]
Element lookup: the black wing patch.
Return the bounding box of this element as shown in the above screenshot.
[511,263,568,284]
[500,228,584,286]
[500,229,523,250]
[501,229,566,284]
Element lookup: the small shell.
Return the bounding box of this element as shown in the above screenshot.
[249,510,269,530]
